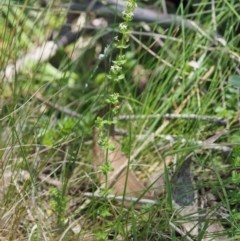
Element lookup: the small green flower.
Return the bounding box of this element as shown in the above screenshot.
[98,137,115,151]
[119,22,128,34]
[110,64,122,74]
[95,117,104,129]
[98,160,114,175]
[114,55,126,65]
[122,11,134,22]
[105,93,119,105]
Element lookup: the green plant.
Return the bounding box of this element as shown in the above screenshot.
[49,187,69,225]
[95,0,137,189]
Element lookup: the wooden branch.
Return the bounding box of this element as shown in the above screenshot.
[62,0,226,45]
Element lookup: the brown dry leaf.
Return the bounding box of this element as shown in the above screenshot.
[93,127,153,201]
[146,171,165,197]
[172,157,227,240]
[173,202,227,241]
[146,155,175,197]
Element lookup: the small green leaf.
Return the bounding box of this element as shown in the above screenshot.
[98,207,112,218]
[229,75,240,87]
[231,170,240,185]
[98,160,114,175]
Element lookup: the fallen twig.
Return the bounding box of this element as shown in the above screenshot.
[82,192,156,205]
[115,113,228,126]
[63,0,226,45]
